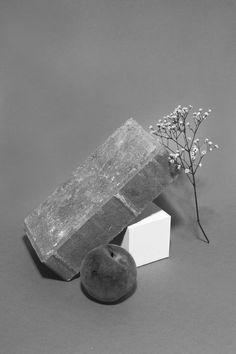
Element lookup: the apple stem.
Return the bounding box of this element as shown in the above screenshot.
[107,245,114,257]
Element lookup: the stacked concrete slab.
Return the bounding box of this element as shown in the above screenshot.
[24,118,175,280]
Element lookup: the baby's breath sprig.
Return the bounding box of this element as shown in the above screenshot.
[149,105,219,243]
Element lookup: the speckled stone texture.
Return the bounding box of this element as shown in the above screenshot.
[24,118,175,280]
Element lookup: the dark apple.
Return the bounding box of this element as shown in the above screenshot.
[80,244,137,303]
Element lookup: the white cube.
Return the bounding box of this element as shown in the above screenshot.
[121,210,171,267]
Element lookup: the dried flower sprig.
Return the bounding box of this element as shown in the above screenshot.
[149,105,219,243]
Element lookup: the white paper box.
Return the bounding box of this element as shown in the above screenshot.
[121,210,171,267]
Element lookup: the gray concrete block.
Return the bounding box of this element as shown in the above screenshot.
[24,118,175,280]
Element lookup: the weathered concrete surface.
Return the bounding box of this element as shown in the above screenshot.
[24,118,175,280]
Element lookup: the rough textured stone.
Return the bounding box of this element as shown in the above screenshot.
[24,118,174,280]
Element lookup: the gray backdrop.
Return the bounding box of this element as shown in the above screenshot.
[0,1,235,353]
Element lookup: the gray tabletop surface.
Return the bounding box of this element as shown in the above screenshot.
[0,1,235,353]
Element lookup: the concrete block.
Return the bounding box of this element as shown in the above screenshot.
[24,118,174,280]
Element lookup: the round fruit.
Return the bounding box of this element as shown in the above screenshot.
[80,244,137,303]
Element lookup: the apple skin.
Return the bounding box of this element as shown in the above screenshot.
[80,244,137,303]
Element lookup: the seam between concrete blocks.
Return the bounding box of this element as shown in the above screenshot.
[114,192,140,217]
[53,252,79,275]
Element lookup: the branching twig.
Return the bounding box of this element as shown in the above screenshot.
[149,105,219,243]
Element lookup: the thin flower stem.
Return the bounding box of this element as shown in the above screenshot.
[194,154,204,174]
[164,132,187,151]
[183,125,190,153]
[150,105,218,244]
[183,122,209,242]
[192,174,209,243]
[189,120,201,150]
